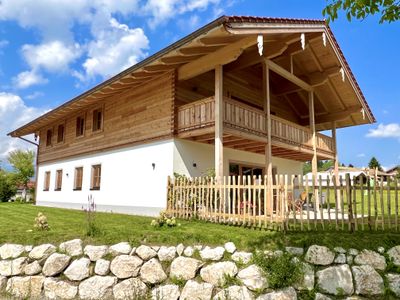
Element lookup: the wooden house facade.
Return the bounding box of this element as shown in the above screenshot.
[9,16,375,215]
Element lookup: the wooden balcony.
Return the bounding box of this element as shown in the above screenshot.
[176,96,335,160]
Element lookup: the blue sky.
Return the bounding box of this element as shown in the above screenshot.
[0,0,399,169]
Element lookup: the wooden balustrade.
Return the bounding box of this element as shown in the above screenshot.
[177,96,215,131]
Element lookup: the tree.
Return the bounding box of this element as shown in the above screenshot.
[0,170,17,202]
[323,0,400,23]
[368,156,383,171]
[7,149,35,201]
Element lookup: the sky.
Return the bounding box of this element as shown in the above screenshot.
[0,0,399,170]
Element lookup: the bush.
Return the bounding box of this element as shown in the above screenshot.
[82,195,101,237]
[151,211,180,227]
[34,212,50,230]
[0,171,16,202]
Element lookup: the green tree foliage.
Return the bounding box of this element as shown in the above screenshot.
[303,160,335,174]
[0,170,17,202]
[323,0,400,23]
[368,156,383,171]
[7,149,35,201]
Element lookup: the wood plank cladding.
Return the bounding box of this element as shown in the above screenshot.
[37,72,175,163]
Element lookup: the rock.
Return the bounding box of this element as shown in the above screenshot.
[79,276,117,300]
[237,264,268,291]
[95,259,110,276]
[214,285,254,300]
[136,245,157,260]
[31,275,45,298]
[140,258,167,284]
[109,242,132,256]
[84,245,108,261]
[176,243,184,256]
[64,257,90,281]
[0,243,25,259]
[110,255,143,279]
[200,261,238,286]
[334,247,346,254]
[352,265,384,295]
[387,245,400,266]
[200,246,225,261]
[44,277,78,300]
[387,273,400,297]
[24,261,42,275]
[152,284,180,300]
[29,243,56,260]
[113,278,148,300]
[170,256,203,280]
[286,247,304,256]
[377,246,385,254]
[180,280,213,300]
[348,248,359,256]
[59,239,83,257]
[315,293,332,300]
[347,255,354,265]
[11,257,28,276]
[0,276,7,290]
[6,276,44,299]
[158,246,176,261]
[184,246,194,257]
[256,287,297,300]
[43,253,71,276]
[335,253,346,264]
[0,260,11,277]
[224,242,237,253]
[316,264,354,296]
[25,245,33,252]
[152,246,160,251]
[354,250,386,270]
[231,251,253,264]
[129,247,136,256]
[293,262,314,291]
[305,245,335,265]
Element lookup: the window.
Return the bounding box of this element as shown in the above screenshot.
[92,108,103,132]
[76,116,85,137]
[91,164,101,190]
[46,129,53,147]
[57,124,65,143]
[55,169,63,191]
[74,167,83,191]
[44,171,51,191]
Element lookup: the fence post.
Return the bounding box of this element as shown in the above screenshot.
[346,173,354,232]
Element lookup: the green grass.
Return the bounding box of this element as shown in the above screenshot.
[0,203,399,250]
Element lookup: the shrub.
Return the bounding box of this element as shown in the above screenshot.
[82,195,101,237]
[0,171,16,202]
[34,212,50,230]
[151,210,180,227]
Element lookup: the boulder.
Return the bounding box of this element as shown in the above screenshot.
[42,253,71,276]
[170,256,203,280]
[315,293,332,300]
[44,277,78,300]
[348,248,359,256]
[224,242,237,253]
[305,245,335,265]
[113,278,148,300]
[79,276,117,300]
[200,246,225,261]
[0,244,25,259]
[136,245,157,260]
[334,253,346,264]
[387,273,400,297]
[354,250,386,270]
[285,247,304,256]
[214,285,254,300]
[6,276,44,299]
[158,246,176,261]
[59,239,83,257]
[129,247,136,256]
[0,260,12,277]
[64,257,91,281]
[176,243,184,256]
[109,242,132,256]
[334,247,346,254]
[24,261,42,275]
[25,245,33,252]
[29,243,56,260]
[0,276,7,291]
[151,284,180,300]
[377,246,385,254]
[352,265,384,296]
[84,245,108,261]
[95,259,110,276]
[293,262,314,291]
[200,261,238,286]
[387,245,400,266]
[231,251,253,265]
[140,258,167,284]
[316,264,353,296]
[237,264,268,291]
[110,255,143,279]
[11,257,28,276]
[183,246,194,257]
[256,287,297,300]
[180,280,213,300]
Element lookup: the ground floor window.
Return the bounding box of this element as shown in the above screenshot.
[55,170,63,191]
[74,167,83,190]
[43,171,50,191]
[91,164,101,190]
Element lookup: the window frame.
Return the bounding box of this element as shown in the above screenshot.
[90,164,101,190]
[92,106,104,133]
[46,128,53,147]
[73,167,83,191]
[76,114,85,138]
[43,171,51,191]
[56,122,65,144]
[54,169,63,191]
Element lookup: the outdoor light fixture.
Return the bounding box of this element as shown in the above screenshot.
[193,163,197,168]
[152,163,155,170]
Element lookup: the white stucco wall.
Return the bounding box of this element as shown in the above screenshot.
[36,139,174,216]
[173,139,303,177]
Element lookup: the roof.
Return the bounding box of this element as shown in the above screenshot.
[9,15,375,137]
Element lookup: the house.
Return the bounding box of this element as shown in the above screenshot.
[386,165,399,178]
[8,16,375,216]
[11,180,36,202]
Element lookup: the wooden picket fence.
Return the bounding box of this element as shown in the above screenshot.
[166,174,400,231]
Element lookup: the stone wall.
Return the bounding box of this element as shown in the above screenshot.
[0,240,399,299]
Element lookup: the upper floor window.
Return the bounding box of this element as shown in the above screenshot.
[76,116,85,137]
[91,164,101,190]
[74,167,83,191]
[57,124,65,143]
[92,108,103,132]
[55,169,63,191]
[43,171,50,191]
[46,129,53,147]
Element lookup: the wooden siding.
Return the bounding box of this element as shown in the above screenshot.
[38,73,175,163]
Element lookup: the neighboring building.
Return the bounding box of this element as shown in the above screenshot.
[9,16,375,216]
[386,165,400,178]
[11,181,36,202]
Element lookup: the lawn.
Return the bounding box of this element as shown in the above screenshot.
[0,203,399,251]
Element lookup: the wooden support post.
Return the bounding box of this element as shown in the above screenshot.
[309,90,320,211]
[332,121,342,211]
[215,65,224,182]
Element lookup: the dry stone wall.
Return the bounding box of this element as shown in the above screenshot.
[0,240,399,299]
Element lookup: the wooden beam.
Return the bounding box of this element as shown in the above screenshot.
[178,46,221,56]
[300,105,361,126]
[307,66,341,86]
[215,65,224,181]
[332,121,342,210]
[199,36,242,46]
[309,90,319,210]
[161,55,202,64]
[143,65,177,72]
[178,36,256,81]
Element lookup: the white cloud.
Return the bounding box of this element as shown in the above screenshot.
[12,70,48,89]
[357,153,366,158]
[26,91,44,100]
[0,92,47,161]
[366,123,400,138]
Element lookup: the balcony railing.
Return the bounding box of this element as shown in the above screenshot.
[176,96,335,155]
